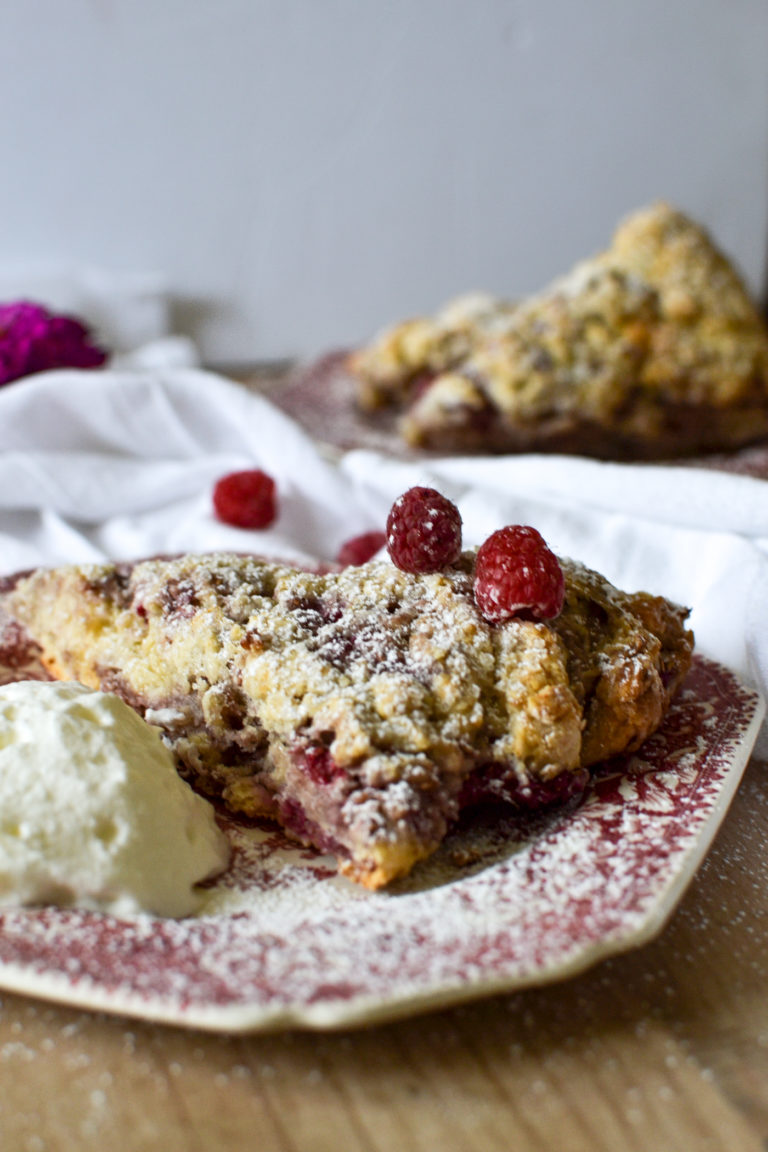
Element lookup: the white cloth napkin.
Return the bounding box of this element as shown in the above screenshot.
[1,367,767,752]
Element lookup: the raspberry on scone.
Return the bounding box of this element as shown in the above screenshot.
[474,525,565,623]
[386,487,463,574]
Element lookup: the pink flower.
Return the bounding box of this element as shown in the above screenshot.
[0,301,108,386]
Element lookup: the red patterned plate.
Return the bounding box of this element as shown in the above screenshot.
[0,607,762,1032]
[264,350,419,458]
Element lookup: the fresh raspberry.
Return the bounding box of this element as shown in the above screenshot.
[336,530,386,567]
[212,469,277,529]
[474,525,565,622]
[386,486,462,574]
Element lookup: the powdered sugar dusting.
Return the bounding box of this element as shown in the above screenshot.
[0,602,759,1032]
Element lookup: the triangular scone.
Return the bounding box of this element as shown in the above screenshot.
[5,552,693,888]
[350,203,768,458]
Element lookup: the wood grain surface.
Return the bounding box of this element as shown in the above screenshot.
[0,754,766,1152]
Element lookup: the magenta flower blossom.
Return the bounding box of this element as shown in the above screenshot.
[0,301,108,386]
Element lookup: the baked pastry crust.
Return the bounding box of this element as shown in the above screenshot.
[349,203,768,458]
[5,551,693,888]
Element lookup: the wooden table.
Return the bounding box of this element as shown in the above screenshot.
[0,751,765,1152]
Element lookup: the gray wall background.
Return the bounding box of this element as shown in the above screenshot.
[1,0,766,363]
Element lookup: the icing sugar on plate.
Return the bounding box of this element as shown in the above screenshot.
[0,603,761,1032]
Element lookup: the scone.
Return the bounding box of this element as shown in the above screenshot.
[349,203,768,458]
[5,551,693,888]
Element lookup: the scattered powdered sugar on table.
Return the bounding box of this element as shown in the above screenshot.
[0,600,759,1031]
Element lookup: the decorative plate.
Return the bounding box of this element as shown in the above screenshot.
[0,609,762,1032]
[265,350,420,458]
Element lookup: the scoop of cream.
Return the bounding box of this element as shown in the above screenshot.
[0,680,230,918]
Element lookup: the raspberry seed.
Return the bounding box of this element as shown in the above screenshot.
[386,487,462,574]
[474,525,565,622]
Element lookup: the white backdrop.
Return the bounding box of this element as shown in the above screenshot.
[0,0,765,363]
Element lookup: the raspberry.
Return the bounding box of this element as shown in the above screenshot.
[474,525,565,622]
[386,487,462,574]
[336,530,386,567]
[212,469,277,529]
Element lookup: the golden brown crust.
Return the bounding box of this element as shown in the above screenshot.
[552,562,692,764]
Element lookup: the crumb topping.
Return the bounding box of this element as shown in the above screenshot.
[5,550,693,887]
